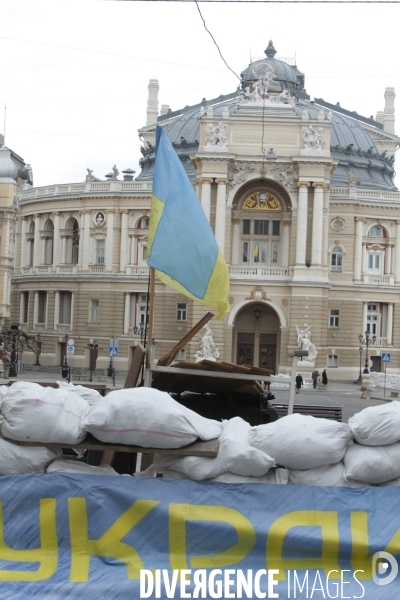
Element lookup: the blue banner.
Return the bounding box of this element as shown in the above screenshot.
[0,474,399,599]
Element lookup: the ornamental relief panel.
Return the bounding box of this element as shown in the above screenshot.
[242,192,281,211]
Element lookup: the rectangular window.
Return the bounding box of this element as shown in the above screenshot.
[253,242,267,264]
[329,309,340,328]
[137,295,148,327]
[271,242,279,265]
[175,349,186,362]
[368,254,381,273]
[38,292,47,324]
[242,241,249,263]
[242,220,250,235]
[328,355,338,367]
[20,292,29,324]
[254,220,268,235]
[90,299,99,323]
[95,239,105,264]
[177,303,187,321]
[272,221,280,236]
[141,245,148,264]
[368,303,378,312]
[331,253,343,272]
[367,315,378,335]
[60,292,72,324]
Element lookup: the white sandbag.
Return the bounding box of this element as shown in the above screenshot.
[250,413,352,470]
[57,381,102,406]
[348,401,400,446]
[289,462,371,488]
[209,468,288,485]
[379,477,400,486]
[154,417,275,480]
[344,442,400,484]
[0,381,89,444]
[0,435,60,474]
[46,458,118,476]
[87,387,221,448]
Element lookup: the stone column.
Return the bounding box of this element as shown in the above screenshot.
[119,210,129,272]
[281,220,291,268]
[61,236,68,264]
[296,183,309,265]
[54,291,60,330]
[53,212,61,268]
[78,211,84,270]
[362,301,368,335]
[354,218,364,281]
[386,245,393,275]
[33,214,41,267]
[311,184,324,266]
[195,178,201,200]
[105,210,114,271]
[19,292,26,324]
[130,234,137,264]
[82,211,91,270]
[395,221,400,283]
[70,292,75,330]
[201,178,213,222]
[215,178,228,252]
[124,293,131,334]
[231,219,241,265]
[20,217,27,269]
[33,291,39,329]
[387,302,394,345]
[362,242,368,274]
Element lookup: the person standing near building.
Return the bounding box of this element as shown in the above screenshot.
[295,373,303,394]
[1,352,10,378]
[322,369,328,388]
[312,369,319,389]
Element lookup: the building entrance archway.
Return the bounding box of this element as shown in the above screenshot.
[234,302,281,372]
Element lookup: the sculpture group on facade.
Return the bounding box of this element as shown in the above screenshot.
[204,122,229,151]
[194,324,220,362]
[237,63,295,107]
[303,125,325,150]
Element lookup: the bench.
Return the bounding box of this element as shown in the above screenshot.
[271,403,342,422]
[73,371,87,381]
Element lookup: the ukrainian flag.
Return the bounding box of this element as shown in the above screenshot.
[147,126,230,319]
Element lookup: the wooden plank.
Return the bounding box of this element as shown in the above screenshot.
[157,312,214,367]
[124,343,146,388]
[4,434,219,458]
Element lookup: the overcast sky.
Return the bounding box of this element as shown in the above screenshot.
[1,0,399,188]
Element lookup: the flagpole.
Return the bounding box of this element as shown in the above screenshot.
[145,267,156,370]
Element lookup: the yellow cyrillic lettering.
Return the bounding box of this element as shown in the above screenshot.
[169,503,255,574]
[0,498,58,581]
[69,497,158,581]
[266,510,340,580]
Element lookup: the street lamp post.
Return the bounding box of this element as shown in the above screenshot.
[133,324,146,345]
[359,331,376,374]
[9,323,20,378]
[88,340,98,382]
[107,357,116,387]
[357,347,363,382]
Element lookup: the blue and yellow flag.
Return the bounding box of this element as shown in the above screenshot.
[147,126,230,319]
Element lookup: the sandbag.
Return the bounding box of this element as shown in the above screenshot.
[57,381,102,406]
[154,417,275,480]
[0,435,60,474]
[250,413,352,470]
[348,401,400,446]
[46,458,118,476]
[209,468,288,485]
[289,462,371,488]
[344,443,400,484]
[87,387,221,448]
[0,381,89,444]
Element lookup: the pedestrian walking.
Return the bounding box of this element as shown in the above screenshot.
[311,369,319,389]
[322,369,328,387]
[295,373,303,394]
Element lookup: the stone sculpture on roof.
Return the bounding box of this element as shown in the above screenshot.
[204,122,228,152]
[303,125,325,150]
[86,168,94,182]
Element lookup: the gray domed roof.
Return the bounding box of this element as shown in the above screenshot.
[0,147,19,182]
[240,41,304,95]
[137,92,396,191]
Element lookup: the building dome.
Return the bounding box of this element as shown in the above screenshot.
[240,41,305,96]
[0,147,19,182]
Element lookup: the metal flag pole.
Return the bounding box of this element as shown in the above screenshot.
[144,267,156,385]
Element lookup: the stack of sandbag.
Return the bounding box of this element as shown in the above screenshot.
[0,381,89,444]
[87,387,222,449]
[57,381,102,406]
[154,417,275,480]
[345,402,400,485]
[208,468,288,485]
[288,463,371,488]
[249,413,353,470]
[46,458,118,476]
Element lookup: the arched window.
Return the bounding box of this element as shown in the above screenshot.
[27,221,35,266]
[330,246,343,272]
[139,217,149,229]
[369,225,382,237]
[42,219,54,265]
[64,217,80,264]
[239,191,282,267]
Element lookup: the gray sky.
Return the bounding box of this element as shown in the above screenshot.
[1,0,399,187]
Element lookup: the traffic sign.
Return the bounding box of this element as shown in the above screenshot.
[382,353,391,363]
[67,338,75,346]
[67,345,75,355]
[109,347,118,357]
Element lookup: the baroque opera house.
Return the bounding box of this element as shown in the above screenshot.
[8,41,400,379]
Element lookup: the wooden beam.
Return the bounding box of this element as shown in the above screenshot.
[124,343,146,389]
[157,311,214,367]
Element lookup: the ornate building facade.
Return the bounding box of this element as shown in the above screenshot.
[11,43,400,378]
